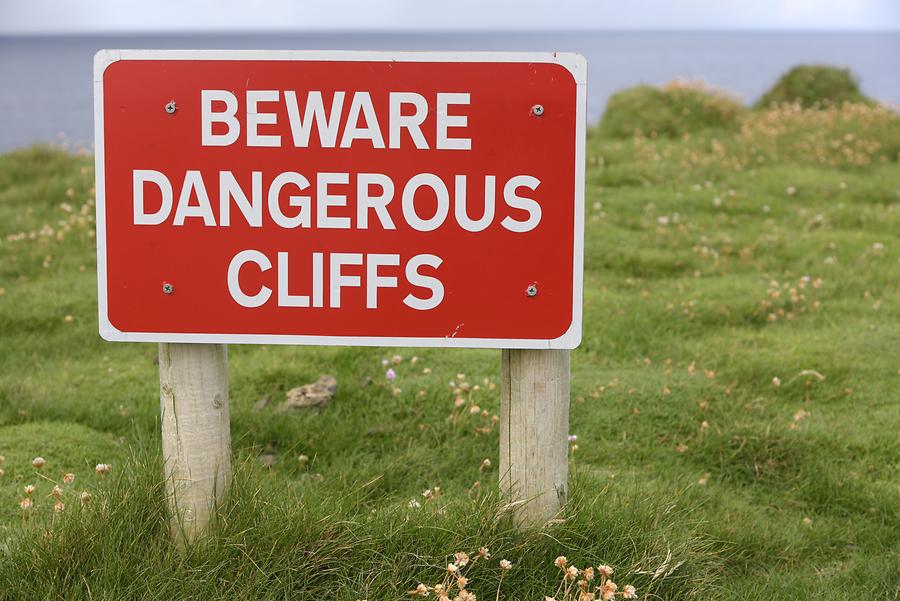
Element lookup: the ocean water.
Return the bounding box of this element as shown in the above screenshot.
[0,31,898,152]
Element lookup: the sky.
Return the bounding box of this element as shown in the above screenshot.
[2,0,899,33]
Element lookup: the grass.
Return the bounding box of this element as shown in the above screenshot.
[0,99,898,600]
[599,81,743,139]
[755,65,873,109]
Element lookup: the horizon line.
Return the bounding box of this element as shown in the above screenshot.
[3,27,899,37]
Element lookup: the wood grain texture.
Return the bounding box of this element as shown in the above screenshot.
[159,343,231,544]
[499,349,570,527]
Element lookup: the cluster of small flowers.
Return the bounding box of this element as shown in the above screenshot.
[381,354,423,397]
[447,374,499,436]
[757,275,823,324]
[409,547,508,601]
[15,457,109,516]
[407,483,444,510]
[661,78,741,103]
[546,557,637,601]
[738,102,896,168]
[4,194,95,244]
[789,407,812,431]
[409,553,636,601]
[629,99,896,175]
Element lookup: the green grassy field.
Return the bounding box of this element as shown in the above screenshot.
[1,98,898,600]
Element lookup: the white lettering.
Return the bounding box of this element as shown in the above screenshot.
[340,92,385,148]
[173,171,215,226]
[246,90,281,147]
[284,90,345,148]
[219,171,262,227]
[436,93,471,150]
[402,173,450,232]
[389,92,429,149]
[454,175,495,232]
[316,172,351,229]
[329,253,363,308]
[501,175,542,233]
[133,169,172,225]
[404,254,444,310]
[277,251,309,307]
[366,254,400,309]
[268,172,311,228]
[201,90,240,146]
[357,173,396,229]
[227,250,272,308]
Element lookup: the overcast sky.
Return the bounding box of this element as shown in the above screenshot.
[3,0,899,33]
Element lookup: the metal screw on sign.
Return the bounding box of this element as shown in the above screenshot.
[531,104,545,117]
[526,283,538,297]
[162,282,174,295]
[165,101,177,114]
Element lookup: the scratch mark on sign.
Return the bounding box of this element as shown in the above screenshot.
[447,323,465,338]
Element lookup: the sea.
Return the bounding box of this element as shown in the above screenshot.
[0,31,898,152]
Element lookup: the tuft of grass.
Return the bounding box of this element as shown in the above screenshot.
[0,448,722,600]
[756,65,874,109]
[599,81,744,139]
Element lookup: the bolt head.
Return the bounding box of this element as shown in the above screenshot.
[162,282,174,295]
[164,101,177,114]
[531,104,545,117]
[526,283,538,297]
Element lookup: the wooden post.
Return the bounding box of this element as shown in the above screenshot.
[499,349,570,527]
[158,343,231,545]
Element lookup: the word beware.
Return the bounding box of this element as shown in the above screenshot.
[202,90,473,150]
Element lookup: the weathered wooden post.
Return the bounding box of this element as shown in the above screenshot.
[158,343,231,545]
[500,348,570,526]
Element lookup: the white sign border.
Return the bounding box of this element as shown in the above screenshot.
[93,49,586,349]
